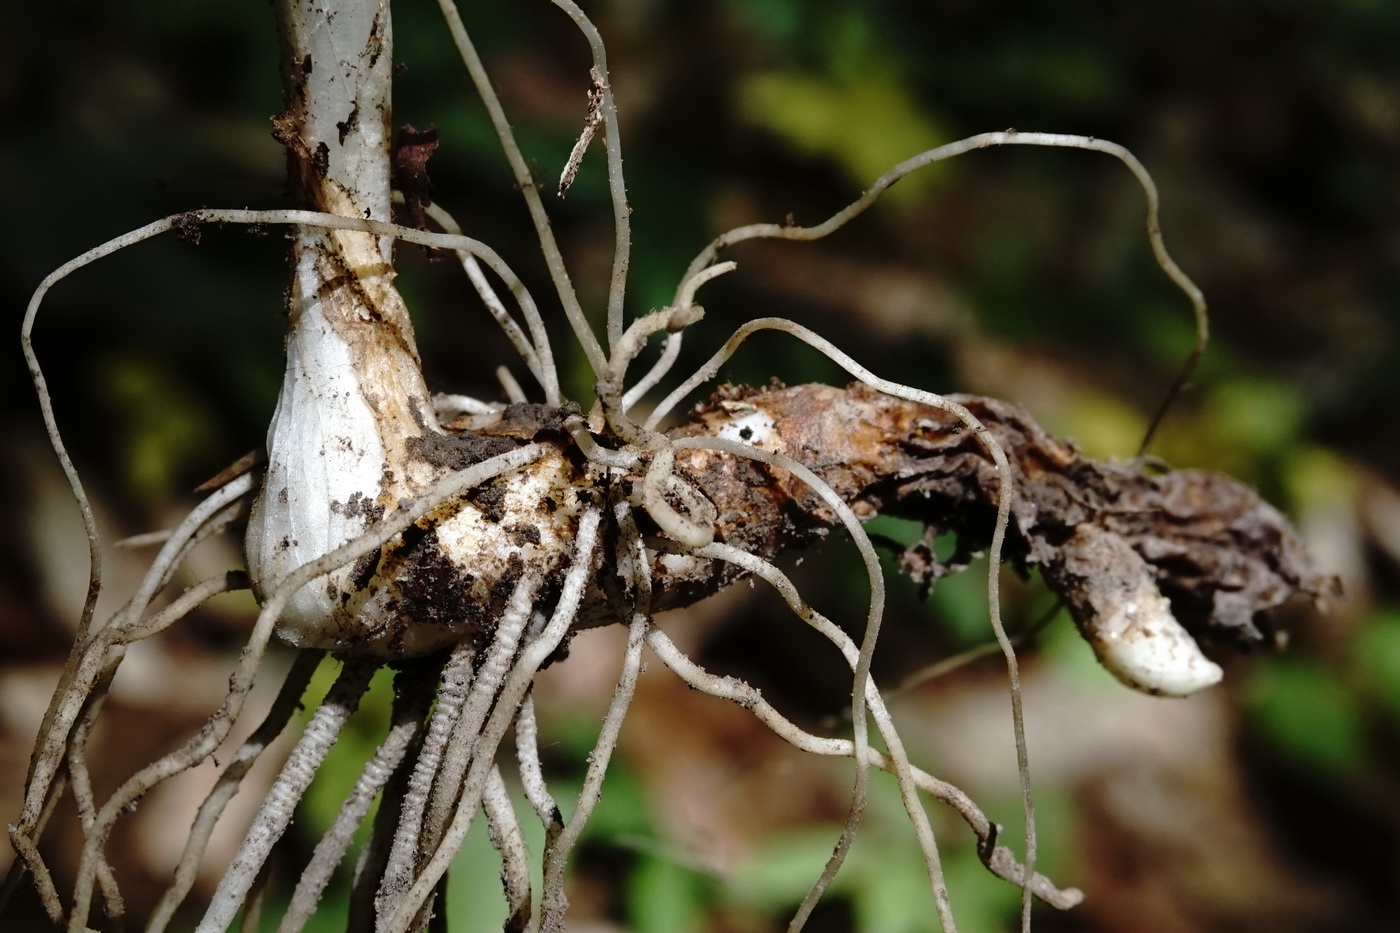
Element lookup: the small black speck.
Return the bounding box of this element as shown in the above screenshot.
[506,523,542,546]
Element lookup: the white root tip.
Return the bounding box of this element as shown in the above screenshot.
[1086,592,1223,697]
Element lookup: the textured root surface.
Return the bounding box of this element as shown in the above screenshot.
[450,381,1333,647]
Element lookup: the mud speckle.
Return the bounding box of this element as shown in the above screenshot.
[466,483,509,523]
[311,141,330,177]
[343,490,385,523]
[506,523,542,547]
[349,547,382,595]
[407,405,518,470]
[171,211,207,244]
[336,103,361,146]
[392,527,480,629]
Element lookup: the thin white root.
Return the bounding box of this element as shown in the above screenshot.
[20,473,255,847]
[666,437,893,930]
[432,0,608,381]
[656,316,1037,921]
[549,0,632,354]
[541,505,652,931]
[612,262,736,413]
[66,444,543,933]
[677,130,1205,453]
[483,766,533,931]
[620,261,738,413]
[643,627,1083,911]
[620,330,682,413]
[64,718,122,926]
[380,508,602,933]
[277,669,431,933]
[146,650,324,933]
[639,446,717,550]
[422,200,558,403]
[112,530,173,549]
[72,570,256,931]
[433,393,504,418]
[565,416,641,471]
[497,365,528,404]
[700,543,959,930]
[196,658,378,933]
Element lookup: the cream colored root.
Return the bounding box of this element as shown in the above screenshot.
[276,670,431,933]
[677,131,1205,452]
[432,0,608,381]
[196,657,379,933]
[666,436,911,931]
[0,773,67,922]
[64,712,123,925]
[423,572,545,860]
[620,330,682,413]
[655,316,1037,919]
[21,221,188,694]
[381,507,602,933]
[422,200,559,404]
[483,766,534,931]
[540,506,652,932]
[434,393,504,418]
[540,610,649,933]
[619,262,738,414]
[515,693,560,831]
[498,365,528,404]
[549,0,632,355]
[146,649,324,933]
[642,627,1082,910]
[65,571,251,930]
[375,641,477,922]
[17,470,256,893]
[63,444,544,933]
[700,542,964,928]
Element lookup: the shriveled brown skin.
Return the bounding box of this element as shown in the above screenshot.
[460,382,1333,647]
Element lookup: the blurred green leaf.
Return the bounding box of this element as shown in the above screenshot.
[739,68,948,205]
[101,355,212,503]
[627,854,708,933]
[1206,378,1305,459]
[723,825,849,908]
[1354,612,1400,722]
[1246,661,1365,774]
[850,854,935,933]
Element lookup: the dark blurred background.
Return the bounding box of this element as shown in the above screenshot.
[3,1,1399,931]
